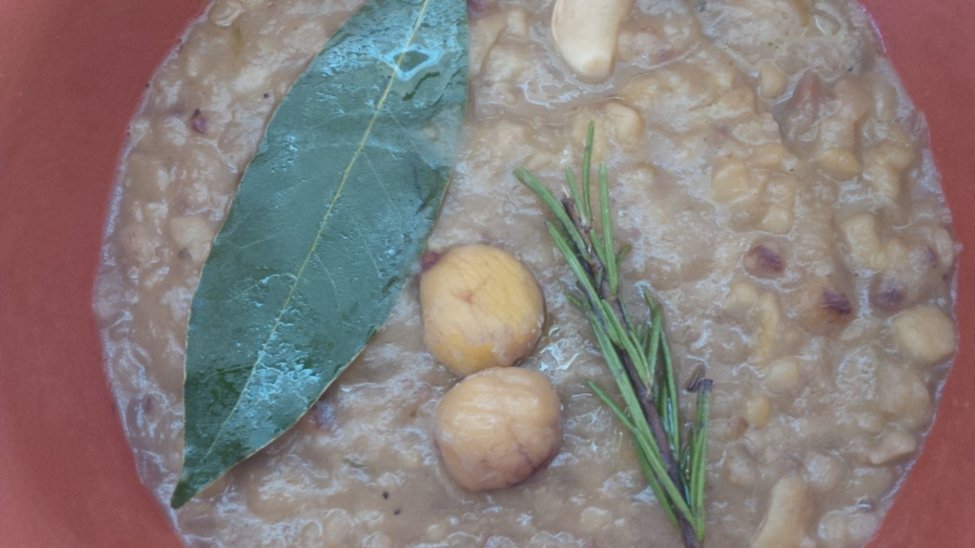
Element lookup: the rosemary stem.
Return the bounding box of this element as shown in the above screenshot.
[515,121,712,548]
[610,300,698,548]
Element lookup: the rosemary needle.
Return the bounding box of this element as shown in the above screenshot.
[515,122,713,548]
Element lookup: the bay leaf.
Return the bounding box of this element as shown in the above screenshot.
[171,0,468,508]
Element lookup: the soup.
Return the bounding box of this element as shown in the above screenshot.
[94,0,958,545]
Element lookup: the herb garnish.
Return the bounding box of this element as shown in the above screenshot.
[171,0,468,508]
[515,123,713,547]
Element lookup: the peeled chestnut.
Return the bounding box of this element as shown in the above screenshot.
[434,367,562,491]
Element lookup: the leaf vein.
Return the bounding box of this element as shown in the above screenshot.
[350,217,383,280]
[362,149,407,224]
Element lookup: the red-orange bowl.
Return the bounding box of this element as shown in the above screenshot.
[1,1,972,546]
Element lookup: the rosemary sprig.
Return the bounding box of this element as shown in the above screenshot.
[515,122,713,547]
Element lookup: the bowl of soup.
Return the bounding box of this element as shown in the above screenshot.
[1,0,973,546]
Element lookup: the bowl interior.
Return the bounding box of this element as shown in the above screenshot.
[0,0,972,545]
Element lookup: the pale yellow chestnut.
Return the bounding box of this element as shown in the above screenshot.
[434,367,562,492]
[420,244,544,376]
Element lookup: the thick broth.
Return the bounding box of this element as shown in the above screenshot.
[95,0,958,546]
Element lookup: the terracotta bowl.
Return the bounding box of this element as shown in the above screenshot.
[1,1,972,545]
